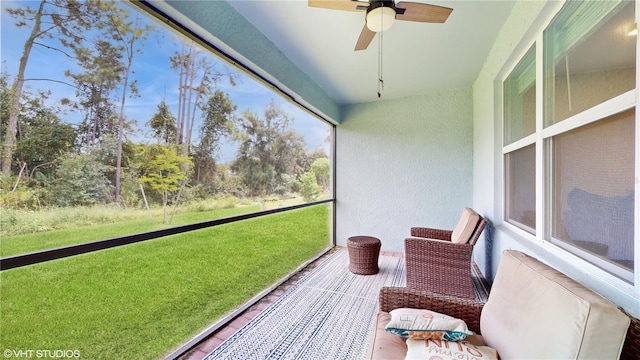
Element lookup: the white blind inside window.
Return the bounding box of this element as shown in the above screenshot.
[545,0,621,63]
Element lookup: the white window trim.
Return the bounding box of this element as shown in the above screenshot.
[636,0,640,292]
[502,133,536,154]
[541,90,636,139]
[501,37,538,241]
[535,35,545,245]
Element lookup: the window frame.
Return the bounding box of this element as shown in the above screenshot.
[499,0,639,294]
[502,43,538,235]
[501,39,540,241]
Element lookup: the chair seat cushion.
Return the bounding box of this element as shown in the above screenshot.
[451,208,480,243]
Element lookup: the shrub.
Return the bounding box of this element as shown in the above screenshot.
[48,153,113,207]
[217,196,238,209]
[297,172,321,202]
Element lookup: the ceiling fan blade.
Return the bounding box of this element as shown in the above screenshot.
[355,24,376,51]
[308,0,369,12]
[395,2,453,23]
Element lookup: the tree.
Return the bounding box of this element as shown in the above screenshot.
[1,71,75,186]
[171,44,209,150]
[0,71,11,146]
[193,91,236,188]
[2,0,110,176]
[1,72,16,174]
[148,100,177,144]
[15,91,76,180]
[199,91,236,159]
[139,146,192,223]
[48,152,113,207]
[310,157,330,192]
[297,171,321,202]
[273,130,307,193]
[307,148,329,166]
[170,44,236,152]
[66,39,124,147]
[214,163,245,197]
[232,101,307,196]
[106,10,153,202]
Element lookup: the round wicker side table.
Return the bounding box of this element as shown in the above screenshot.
[347,236,381,275]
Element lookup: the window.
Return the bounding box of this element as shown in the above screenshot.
[550,109,635,281]
[0,1,334,257]
[503,46,536,233]
[504,46,536,145]
[503,0,637,285]
[505,144,536,232]
[1,1,335,358]
[544,0,636,126]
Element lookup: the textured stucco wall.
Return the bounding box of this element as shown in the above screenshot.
[336,88,473,253]
[472,0,640,317]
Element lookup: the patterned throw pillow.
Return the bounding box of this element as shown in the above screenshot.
[405,338,498,360]
[385,308,472,341]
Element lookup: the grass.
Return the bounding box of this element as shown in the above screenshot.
[0,204,330,359]
[0,205,261,257]
[0,196,307,257]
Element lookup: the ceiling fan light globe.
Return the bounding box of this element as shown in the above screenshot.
[366,6,395,32]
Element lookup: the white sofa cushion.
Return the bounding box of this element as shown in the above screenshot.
[480,250,630,359]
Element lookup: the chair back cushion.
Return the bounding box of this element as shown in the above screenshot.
[480,250,630,359]
[451,208,480,244]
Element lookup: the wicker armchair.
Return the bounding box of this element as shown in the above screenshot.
[624,311,640,360]
[405,208,487,299]
[378,286,640,360]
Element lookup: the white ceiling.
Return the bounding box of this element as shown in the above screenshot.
[227,0,516,105]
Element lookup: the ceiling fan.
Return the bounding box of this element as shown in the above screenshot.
[308,0,453,51]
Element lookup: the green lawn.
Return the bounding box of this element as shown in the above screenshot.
[0,205,262,257]
[0,204,330,359]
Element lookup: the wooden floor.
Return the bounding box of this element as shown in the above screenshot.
[177,247,403,360]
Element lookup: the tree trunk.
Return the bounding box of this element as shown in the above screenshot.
[12,162,27,191]
[177,45,189,146]
[139,183,152,219]
[169,184,184,224]
[115,41,134,203]
[186,66,208,151]
[183,47,197,152]
[162,190,168,224]
[2,0,45,176]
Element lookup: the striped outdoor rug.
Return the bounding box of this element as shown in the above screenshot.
[204,249,490,360]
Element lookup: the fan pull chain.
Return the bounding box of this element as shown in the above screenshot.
[377,25,384,98]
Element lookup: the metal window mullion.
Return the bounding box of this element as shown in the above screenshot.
[0,200,335,270]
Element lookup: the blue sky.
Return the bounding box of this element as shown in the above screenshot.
[1,0,330,163]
